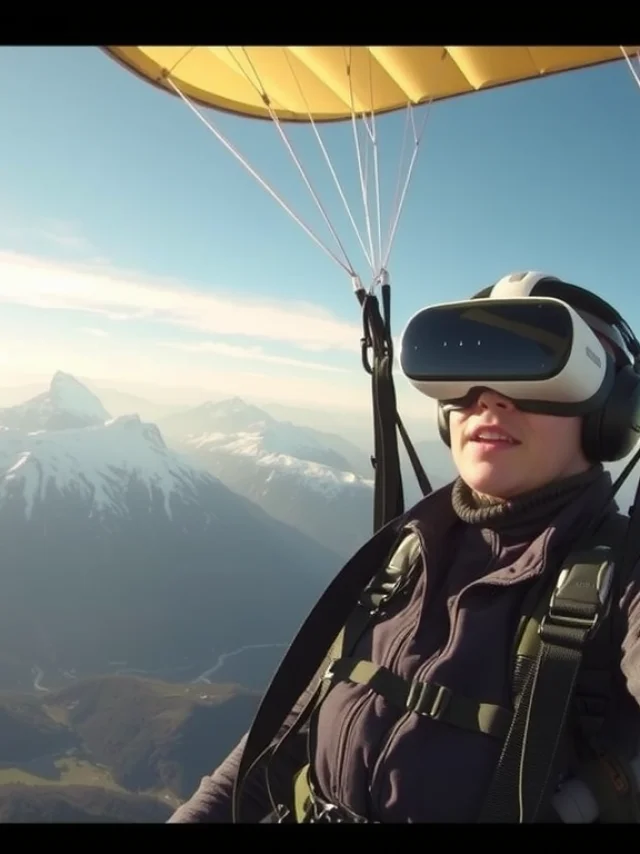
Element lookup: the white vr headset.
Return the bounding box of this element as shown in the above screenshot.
[399,288,618,418]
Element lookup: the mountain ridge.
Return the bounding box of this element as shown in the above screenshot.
[0,374,341,694]
[0,371,111,431]
[159,395,377,556]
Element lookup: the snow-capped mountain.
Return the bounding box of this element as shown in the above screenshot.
[0,376,340,693]
[160,397,372,475]
[0,415,210,520]
[160,398,378,558]
[0,371,111,431]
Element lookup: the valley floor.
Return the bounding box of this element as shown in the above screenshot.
[0,670,262,822]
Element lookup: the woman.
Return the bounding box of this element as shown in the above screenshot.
[169,272,640,823]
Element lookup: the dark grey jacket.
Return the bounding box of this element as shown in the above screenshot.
[169,469,640,822]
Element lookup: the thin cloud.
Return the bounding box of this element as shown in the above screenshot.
[81,327,110,338]
[0,250,438,424]
[158,339,348,373]
[0,251,361,353]
[38,218,95,253]
[0,218,97,255]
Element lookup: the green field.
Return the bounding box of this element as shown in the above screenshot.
[0,755,119,789]
[0,754,181,809]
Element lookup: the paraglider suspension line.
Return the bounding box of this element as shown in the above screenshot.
[162,53,434,531]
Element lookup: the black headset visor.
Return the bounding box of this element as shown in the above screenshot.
[400,297,615,417]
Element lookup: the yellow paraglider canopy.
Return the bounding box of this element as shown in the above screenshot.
[102,46,640,122]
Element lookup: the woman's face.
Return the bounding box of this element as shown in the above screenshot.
[448,389,592,499]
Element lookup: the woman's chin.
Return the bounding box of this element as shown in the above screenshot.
[458,461,525,501]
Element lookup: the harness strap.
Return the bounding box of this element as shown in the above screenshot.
[260,606,374,820]
[252,526,423,821]
[478,544,618,822]
[293,764,313,822]
[324,656,512,740]
[358,283,431,534]
[271,529,424,822]
[359,286,403,532]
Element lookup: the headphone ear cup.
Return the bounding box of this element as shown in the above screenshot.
[582,365,640,462]
[438,404,451,447]
[581,406,604,464]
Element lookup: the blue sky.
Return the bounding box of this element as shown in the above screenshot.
[0,46,638,433]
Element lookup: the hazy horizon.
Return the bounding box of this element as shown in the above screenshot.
[0,364,442,448]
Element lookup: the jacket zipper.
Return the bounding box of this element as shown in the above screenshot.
[365,522,442,811]
[367,531,500,814]
[413,530,501,687]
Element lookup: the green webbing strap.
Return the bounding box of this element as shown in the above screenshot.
[243,525,423,822]
[325,656,513,740]
[293,764,313,822]
[286,531,424,821]
[231,515,408,822]
[261,600,384,822]
[478,546,617,822]
[304,530,423,729]
[511,563,561,663]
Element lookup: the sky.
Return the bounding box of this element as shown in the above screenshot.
[0,46,639,440]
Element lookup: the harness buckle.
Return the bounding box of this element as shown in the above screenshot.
[539,547,615,648]
[406,679,451,719]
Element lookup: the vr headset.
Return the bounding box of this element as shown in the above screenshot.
[399,275,632,418]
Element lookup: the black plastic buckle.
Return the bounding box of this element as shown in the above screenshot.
[539,547,615,647]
